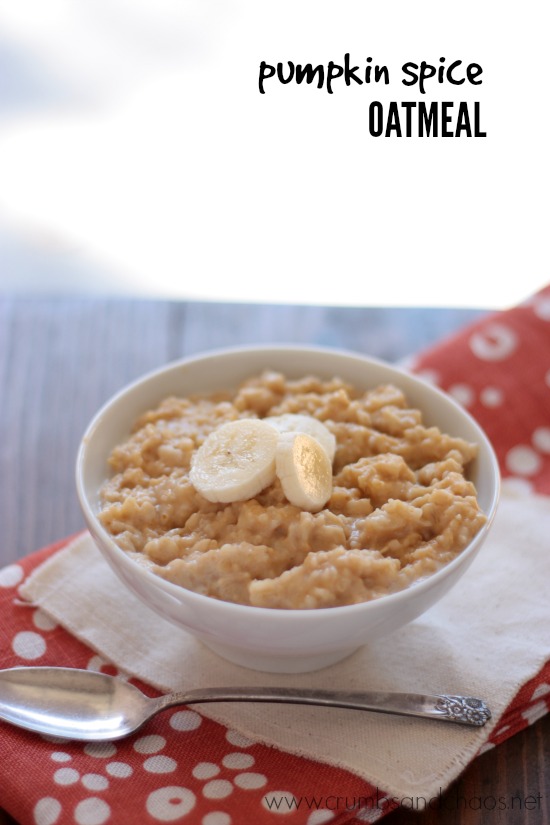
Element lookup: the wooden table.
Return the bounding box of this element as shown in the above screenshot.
[0,296,548,824]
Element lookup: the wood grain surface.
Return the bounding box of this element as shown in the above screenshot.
[0,296,548,824]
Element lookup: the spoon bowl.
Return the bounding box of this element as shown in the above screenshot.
[0,667,491,741]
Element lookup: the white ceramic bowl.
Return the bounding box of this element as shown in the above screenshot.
[76,345,500,673]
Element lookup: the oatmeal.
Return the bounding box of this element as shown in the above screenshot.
[98,371,486,609]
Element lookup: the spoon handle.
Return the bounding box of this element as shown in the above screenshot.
[155,687,491,727]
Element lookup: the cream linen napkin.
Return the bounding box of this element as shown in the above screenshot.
[19,485,550,801]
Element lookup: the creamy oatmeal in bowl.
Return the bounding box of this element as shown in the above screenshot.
[77,346,499,672]
[98,372,486,610]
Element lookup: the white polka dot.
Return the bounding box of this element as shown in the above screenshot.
[86,656,110,673]
[146,787,196,821]
[522,701,548,726]
[169,710,202,731]
[225,730,254,748]
[470,323,518,361]
[192,762,220,780]
[533,427,550,454]
[202,814,232,825]
[74,797,111,825]
[54,768,79,786]
[307,812,336,825]
[106,761,133,778]
[50,752,71,763]
[533,297,550,321]
[222,753,255,770]
[134,734,166,754]
[12,630,46,660]
[480,386,503,408]
[449,383,474,408]
[262,790,297,815]
[83,742,117,759]
[144,756,178,774]
[0,564,24,588]
[506,445,542,476]
[85,656,127,679]
[32,609,58,631]
[82,774,109,791]
[202,780,234,800]
[532,683,550,701]
[34,797,62,825]
[234,772,267,790]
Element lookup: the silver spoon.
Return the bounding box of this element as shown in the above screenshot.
[0,667,491,741]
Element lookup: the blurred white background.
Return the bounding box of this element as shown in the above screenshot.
[0,0,547,308]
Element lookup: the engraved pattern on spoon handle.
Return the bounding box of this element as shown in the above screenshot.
[152,688,491,727]
[433,694,492,726]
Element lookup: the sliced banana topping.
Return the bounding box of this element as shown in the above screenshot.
[275,431,333,512]
[266,413,336,462]
[190,414,334,509]
[190,419,278,503]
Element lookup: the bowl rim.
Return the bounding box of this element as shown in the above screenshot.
[76,343,501,620]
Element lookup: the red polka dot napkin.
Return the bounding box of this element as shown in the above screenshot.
[409,285,550,496]
[1,285,550,825]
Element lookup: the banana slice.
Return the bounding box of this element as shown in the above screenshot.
[275,431,333,511]
[266,413,336,463]
[190,419,278,503]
